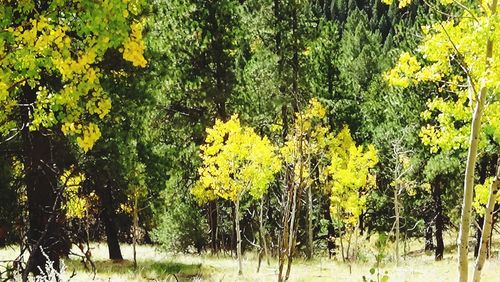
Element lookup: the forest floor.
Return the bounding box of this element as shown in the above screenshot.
[2,239,500,281]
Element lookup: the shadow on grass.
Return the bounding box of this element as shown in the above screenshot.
[64,258,204,280]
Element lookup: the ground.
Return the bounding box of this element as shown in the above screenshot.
[1,239,500,281]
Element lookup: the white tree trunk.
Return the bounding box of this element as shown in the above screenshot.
[458,76,486,282]
[472,165,500,282]
[457,1,496,280]
[235,199,243,275]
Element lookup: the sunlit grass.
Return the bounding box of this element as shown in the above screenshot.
[62,243,205,281]
[63,258,203,281]
[2,234,500,281]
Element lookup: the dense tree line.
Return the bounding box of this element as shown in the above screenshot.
[0,0,498,281]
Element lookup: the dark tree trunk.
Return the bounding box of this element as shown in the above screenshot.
[208,200,219,253]
[24,130,62,275]
[143,230,153,245]
[474,216,484,258]
[0,226,6,248]
[424,216,434,251]
[21,86,68,278]
[433,179,444,261]
[359,212,364,235]
[99,183,123,260]
[324,201,336,259]
[231,204,237,256]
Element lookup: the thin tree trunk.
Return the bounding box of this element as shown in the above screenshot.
[306,185,313,259]
[404,232,407,260]
[231,204,236,257]
[346,226,355,261]
[257,197,269,273]
[278,167,292,282]
[285,146,306,281]
[288,190,303,275]
[434,179,444,261]
[474,216,484,258]
[132,190,138,269]
[285,184,299,280]
[394,185,400,266]
[458,1,496,280]
[339,231,345,262]
[324,204,336,259]
[472,164,500,282]
[359,212,364,235]
[235,199,243,275]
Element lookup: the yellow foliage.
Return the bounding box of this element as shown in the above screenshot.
[326,130,379,227]
[76,123,102,152]
[473,178,500,215]
[381,0,412,8]
[0,0,147,152]
[193,115,281,204]
[384,52,420,87]
[385,1,500,152]
[61,167,88,219]
[122,21,148,67]
[281,99,379,228]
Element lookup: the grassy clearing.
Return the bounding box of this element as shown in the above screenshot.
[2,239,500,281]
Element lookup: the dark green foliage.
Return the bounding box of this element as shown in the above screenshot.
[0,157,16,245]
[152,196,208,253]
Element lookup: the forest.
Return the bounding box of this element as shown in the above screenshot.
[0,0,499,281]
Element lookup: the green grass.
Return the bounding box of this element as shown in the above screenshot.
[63,258,203,281]
[60,243,208,281]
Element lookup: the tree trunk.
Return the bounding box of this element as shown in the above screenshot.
[235,199,243,276]
[99,183,123,260]
[359,212,364,235]
[472,164,500,282]
[23,130,65,278]
[285,184,299,280]
[132,190,138,269]
[257,197,269,273]
[424,215,434,252]
[394,185,400,266]
[306,185,313,259]
[433,179,444,261]
[208,200,219,253]
[474,216,484,258]
[278,178,292,282]
[231,204,236,257]
[324,203,336,259]
[21,86,68,279]
[339,232,345,262]
[458,1,496,280]
[488,216,494,259]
